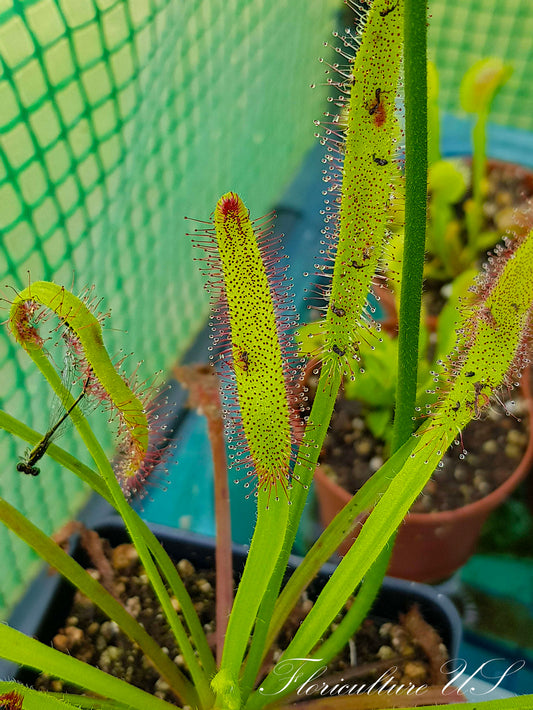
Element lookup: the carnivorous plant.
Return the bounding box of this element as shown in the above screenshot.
[0,2,532,710]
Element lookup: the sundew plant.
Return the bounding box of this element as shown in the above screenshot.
[0,2,533,710]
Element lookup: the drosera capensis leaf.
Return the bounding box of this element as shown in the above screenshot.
[288,0,405,528]
[8,281,165,497]
[316,0,403,379]
[421,230,533,443]
[212,194,296,498]
[193,192,302,502]
[192,192,303,707]
[0,684,85,709]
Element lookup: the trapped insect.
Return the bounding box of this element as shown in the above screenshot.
[17,375,91,476]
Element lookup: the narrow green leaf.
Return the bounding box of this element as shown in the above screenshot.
[0,682,132,709]
[0,628,176,710]
[0,496,195,706]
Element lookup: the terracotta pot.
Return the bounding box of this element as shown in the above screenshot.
[314,369,533,584]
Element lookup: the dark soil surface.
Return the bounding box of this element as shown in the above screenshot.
[35,538,449,705]
[307,373,529,513]
[472,158,533,235]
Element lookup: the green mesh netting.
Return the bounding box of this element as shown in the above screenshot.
[429,0,533,130]
[0,0,336,617]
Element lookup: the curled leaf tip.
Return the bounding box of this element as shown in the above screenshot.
[217,191,246,219]
[8,281,169,498]
[0,690,23,709]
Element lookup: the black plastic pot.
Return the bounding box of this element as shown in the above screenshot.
[1,519,462,685]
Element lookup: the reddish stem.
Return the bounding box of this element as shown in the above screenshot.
[207,398,233,664]
[174,365,233,665]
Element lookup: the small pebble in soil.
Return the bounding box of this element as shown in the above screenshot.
[377,645,395,660]
[369,455,383,472]
[482,439,498,454]
[403,661,428,685]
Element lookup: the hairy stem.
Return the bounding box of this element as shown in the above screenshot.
[391,0,427,452]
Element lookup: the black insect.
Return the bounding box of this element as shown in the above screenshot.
[372,153,388,166]
[464,371,475,378]
[17,380,89,476]
[330,304,346,317]
[351,247,372,269]
[380,2,398,17]
[366,87,386,115]
[235,349,249,372]
[332,344,345,357]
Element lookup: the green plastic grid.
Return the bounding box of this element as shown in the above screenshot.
[0,0,336,617]
[429,0,533,131]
